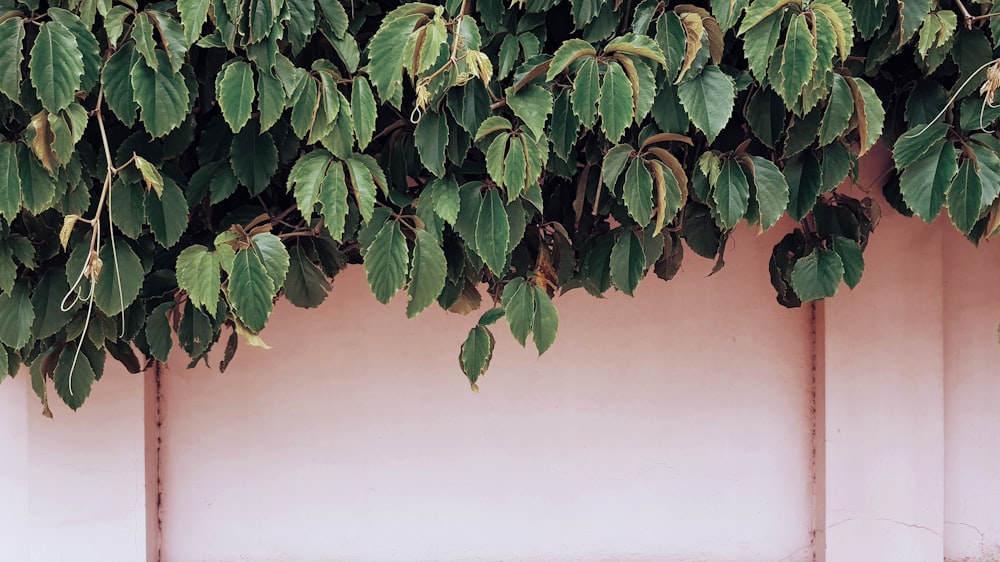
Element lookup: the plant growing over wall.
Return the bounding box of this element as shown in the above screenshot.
[0,0,998,412]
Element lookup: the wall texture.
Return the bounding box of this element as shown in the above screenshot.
[3,148,1000,561]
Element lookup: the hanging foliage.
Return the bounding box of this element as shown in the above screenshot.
[1,0,999,412]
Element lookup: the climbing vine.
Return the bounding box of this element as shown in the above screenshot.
[0,0,998,412]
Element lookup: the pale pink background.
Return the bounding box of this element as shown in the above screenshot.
[2,147,1000,561]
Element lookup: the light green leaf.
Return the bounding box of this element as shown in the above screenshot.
[779,14,817,110]
[0,18,25,103]
[475,115,513,141]
[427,177,460,224]
[677,66,735,143]
[818,74,854,146]
[352,76,377,150]
[0,143,20,220]
[406,229,447,317]
[503,136,527,201]
[415,110,449,177]
[900,139,956,223]
[133,155,164,196]
[229,248,275,333]
[178,0,211,44]
[485,132,509,190]
[345,156,377,222]
[230,123,278,195]
[743,12,781,81]
[53,341,97,410]
[547,38,597,79]
[501,278,535,347]
[252,233,290,292]
[790,248,844,301]
[831,236,864,289]
[572,55,600,129]
[623,157,654,226]
[285,244,331,309]
[506,84,553,141]
[714,158,750,229]
[145,177,189,248]
[29,21,84,113]
[367,11,424,106]
[610,230,646,296]
[947,159,984,234]
[460,325,494,385]
[749,156,789,230]
[893,122,948,170]
[131,50,191,137]
[288,149,334,214]
[899,0,931,45]
[532,286,558,355]
[0,281,34,349]
[475,189,510,275]
[176,244,222,312]
[605,32,667,67]
[364,220,409,304]
[94,238,144,316]
[319,161,349,240]
[217,60,256,133]
[477,307,504,327]
[740,0,796,33]
[599,60,633,142]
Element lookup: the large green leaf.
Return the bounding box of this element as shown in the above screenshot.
[318,161,349,240]
[714,158,750,229]
[285,244,331,308]
[547,38,597,79]
[345,155,378,222]
[145,302,175,362]
[778,14,817,110]
[352,76,377,150]
[506,84,553,141]
[0,143,21,220]
[364,220,409,304]
[0,18,25,103]
[784,151,822,220]
[599,61,633,142]
[367,11,424,106]
[427,177,460,224]
[131,50,191,137]
[48,8,101,92]
[831,236,864,289]
[677,66,734,143]
[475,189,510,275]
[532,286,558,355]
[94,239,144,317]
[572,56,600,129]
[176,245,222,311]
[900,139,957,223]
[29,21,84,113]
[899,0,931,45]
[460,325,494,386]
[501,278,535,347]
[947,159,984,235]
[406,229,447,318]
[230,123,278,195]
[31,267,74,340]
[893,122,948,170]
[217,60,256,133]
[145,177,189,248]
[749,156,789,230]
[178,0,212,44]
[252,233,290,292]
[288,150,334,214]
[818,74,853,146]
[0,281,34,349]
[415,110,449,177]
[229,247,275,333]
[742,12,781,80]
[623,157,654,226]
[609,230,646,296]
[790,248,844,301]
[101,43,140,126]
[53,342,97,410]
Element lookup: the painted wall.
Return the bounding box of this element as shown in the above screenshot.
[3,149,1000,561]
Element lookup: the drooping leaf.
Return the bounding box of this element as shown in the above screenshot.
[29,21,84,113]
[677,66,735,143]
[831,236,864,289]
[899,139,957,223]
[784,150,822,221]
[0,281,34,349]
[145,177,189,248]
[406,229,447,317]
[460,325,494,386]
[599,61,634,142]
[319,161,349,240]
[53,341,97,410]
[818,74,854,146]
[352,76,377,150]
[790,248,844,301]
[364,220,409,304]
[0,18,26,103]
[415,110,449,177]
[778,13,817,111]
[217,60,256,133]
[230,123,278,195]
[475,189,510,275]
[501,278,535,346]
[893,122,948,170]
[623,156,654,226]
[947,159,984,235]
[229,247,275,333]
[506,84,553,141]
[176,245,222,311]
[0,143,21,220]
[609,230,646,296]
[572,56,600,129]
[288,150,333,214]
[252,233,290,292]
[531,286,558,355]
[285,244,331,309]
[748,156,789,230]
[101,43,140,126]
[178,0,212,45]
[131,50,191,138]
[714,158,750,229]
[93,239,144,317]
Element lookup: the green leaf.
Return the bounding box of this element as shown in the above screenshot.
[178,0,212,45]
[714,158,750,229]
[319,161,349,240]
[406,229,447,317]
[623,157,654,226]
[610,230,646,296]
[364,220,409,304]
[532,286,558,355]
[345,156,377,222]
[778,14,817,110]
[176,245,222,311]
[969,135,1000,207]
[501,278,535,346]
[30,21,84,113]
[572,56,600,129]
[53,342,97,410]
[790,248,843,301]
[740,0,796,33]
[784,150,822,221]
[0,281,34,349]
[0,17,25,103]
[503,136,528,201]
[899,0,931,45]
[230,123,278,195]
[31,267,74,340]
[415,110,449,177]
[131,50,191,137]
[367,10,424,106]
[947,159,984,235]
[818,74,853,146]
[101,43,140,126]
[749,156,789,230]
[742,12,781,81]
[712,0,750,30]
[352,76,377,150]
[285,244,331,309]
[477,307,504,326]
[145,302,174,362]
[547,38,597,79]
[893,122,948,170]
[599,60,633,142]
[831,236,864,289]
[506,84,553,141]
[427,177,460,224]
[475,189,510,275]
[460,325,494,385]
[819,142,850,193]
[677,66,735,143]
[132,13,158,70]
[252,233,290,292]
[256,69,284,132]
[18,147,56,214]
[851,77,885,156]
[94,238,144,316]
[289,150,333,214]
[229,247,274,333]
[145,177,189,248]
[0,143,20,220]
[900,139,957,223]
[217,60,256,133]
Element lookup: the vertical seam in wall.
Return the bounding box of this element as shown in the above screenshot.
[809,301,818,562]
[155,363,163,562]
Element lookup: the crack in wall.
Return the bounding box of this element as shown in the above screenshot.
[826,517,942,537]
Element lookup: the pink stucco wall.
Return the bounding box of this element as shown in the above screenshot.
[3,148,1000,561]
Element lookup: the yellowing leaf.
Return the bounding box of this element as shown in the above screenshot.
[60,214,79,250]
